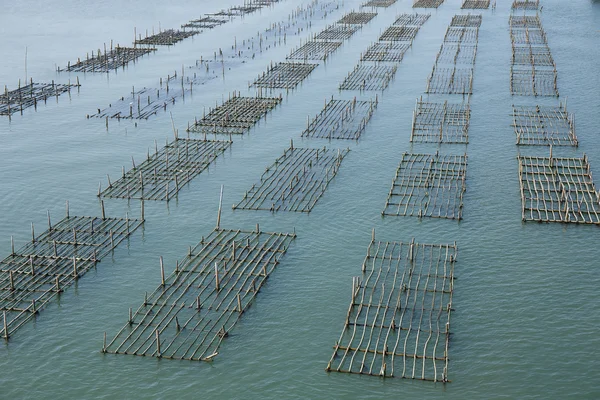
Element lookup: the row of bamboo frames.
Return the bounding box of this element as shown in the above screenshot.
[0,79,80,118]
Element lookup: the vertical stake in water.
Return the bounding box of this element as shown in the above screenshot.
[160,256,165,286]
[216,185,223,230]
[3,311,8,340]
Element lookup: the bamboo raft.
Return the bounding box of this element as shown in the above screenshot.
[518,150,600,224]
[412,0,444,9]
[383,153,467,220]
[393,13,431,27]
[1,80,80,117]
[361,42,410,63]
[252,62,318,89]
[461,0,490,9]
[426,66,473,95]
[99,138,231,201]
[187,94,282,135]
[59,46,156,73]
[326,234,456,382]
[410,98,471,144]
[435,44,478,66]
[233,144,350,213]
[361,0,398,7]
[314,24,361,41]
[512,0,540,10]
[450,14,482,28]
[444,27,480,43]
[510,66,558,97]
[509,15,542,30]
[378,26,420,42]
[181,16,228,30]
[134,29,198,46]
[339,64,398,91]
[286,40,342,61]
[337,11,378,25]
[301,97,378,140]
[510,27,547,46]
[512,45,555,67]
[103,227,296,361]
[1,206,143,340]
[511,103,577,146]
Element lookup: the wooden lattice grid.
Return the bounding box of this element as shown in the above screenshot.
[413,0,444,9]
[510,66,558,97]
[379,26,420,42]
[100,138,232,201]
[59,46,156,73]
[512,45,555,67]
[450,14,483,28]
[301,98,378,140]
[511,104,577,146]
[510,28,547,46]
[1,212,143,340]
[233,145,350,213]
[410,98,470,144]
[187,94,282,135]
[252,62,318,89]
[461,0,490,9]
[362,0,398,7]
[435,44,478,66]
[426,66,473,95]
[382,153,467,219]
[134,29,198,46]
[314,24,361,41]
[103,227,296,361]
[518,152,600,224]
[444,27,480,43]
[326,236,456,382]
[512,0,540,10]
[181,16,228,30]
[287,41,342,61]
[393,13,431,27]
[339,64,398,91]
[361,42,411,62]
[1,81,79,117]
[337,12,378,25]
[509,15,542,30]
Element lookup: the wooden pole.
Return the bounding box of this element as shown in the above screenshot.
[160,256,165,286]
[216,185,223,230]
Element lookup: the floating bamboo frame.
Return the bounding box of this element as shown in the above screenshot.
[302,98,378,140]
[134,29,198,46]
[435,44,478,66]
[383,153,467,220]
[1,80,80,117]
[252,62,318,89]
[337,11,378,25]
[378,26,420,42]
[314,24,361,41]
[181,16,228,30]
[512,0,540,10]
[326,235,456,382]
[339,64,398,91]
[511,103,577,146]
[233,145,350,213]
[512,45,555,67]
[187,94,282,135]
[510,66,558,97]
[361,42,411,63]
[461,0,490,9]
[450,14,483,28]
[412,0,444,9]
[393,13,431,27]
[518,151,600,224]
[426,66,473,95]
[362,0,398,7]
[410,98,470,144]
[509,15,542,30]
[287,40,342,61]
[100,138,232,201]
[444,27,480,43]
[103,227,296,361]
[0,210,143,340]
[59,46,156,73]
[510,27,547,46]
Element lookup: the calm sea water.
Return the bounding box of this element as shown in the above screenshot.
[1,0,599,398]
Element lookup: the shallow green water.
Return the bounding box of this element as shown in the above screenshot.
[1,0,599,398]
